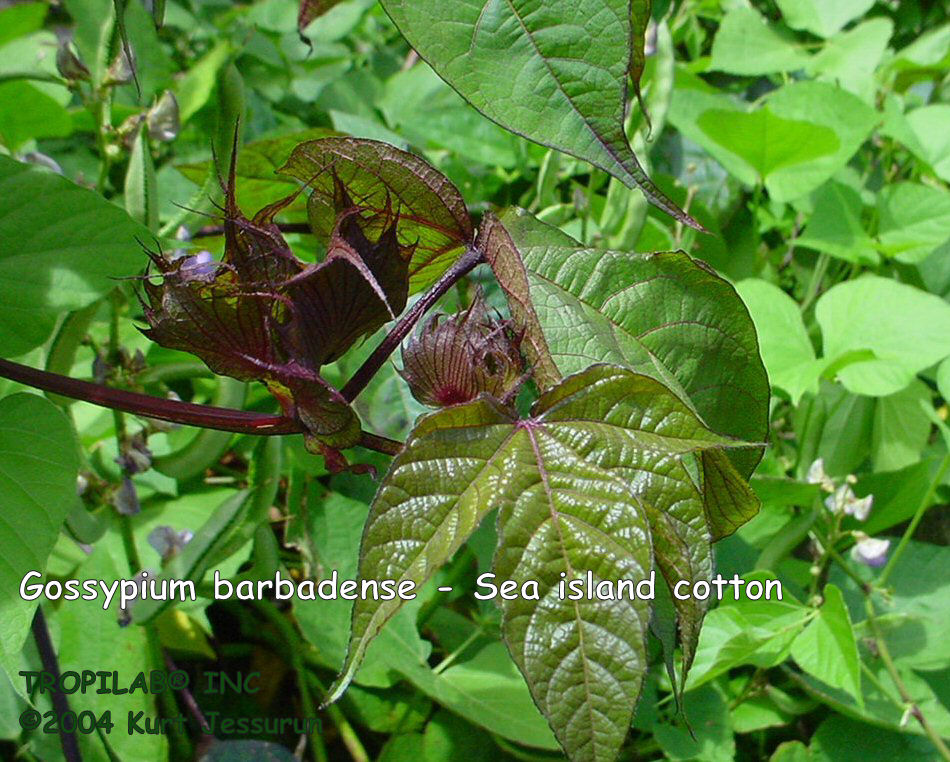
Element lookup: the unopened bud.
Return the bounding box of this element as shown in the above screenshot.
[56,42,90,82]
[104,44,136,86]
[147,91,180,142]
[400,291,524,408]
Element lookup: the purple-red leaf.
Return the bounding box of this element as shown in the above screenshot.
[279,137,474,291]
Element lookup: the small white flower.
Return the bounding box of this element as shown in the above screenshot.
[851,535,890,568]
[847,494,873,522]
[807,458,835,492]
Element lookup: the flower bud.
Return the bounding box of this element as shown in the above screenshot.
[56,42,90,82]
[147,526,194,562]
[104,44,136,86]
[400,292,524,408]
[147,91,180,142]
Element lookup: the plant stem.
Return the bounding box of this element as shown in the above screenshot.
[864,597,950,760]
[0,357,402,455]
[306,673,370,762]
[250,599,327,762]
[341,246,484,402]
[32,608,83,762]
[878,453,950,587]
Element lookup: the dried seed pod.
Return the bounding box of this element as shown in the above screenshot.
[400,291,524,408]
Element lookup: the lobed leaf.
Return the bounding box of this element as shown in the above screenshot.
[328,364,755,762]
[280,137,474,291]
[483,208,769,478]
[378,0,703,230]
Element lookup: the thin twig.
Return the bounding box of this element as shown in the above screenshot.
[32,608,83,762]
[341,246,484,401]
[864,597,950,760]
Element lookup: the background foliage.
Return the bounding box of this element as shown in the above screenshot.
[0,0,949,760]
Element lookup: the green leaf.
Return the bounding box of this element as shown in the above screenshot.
[710,8,811,76]
[810,714,943,761]
[696,109,839,188]
[329,364,752,762]
[279,137,474,291]
[0,2,47,48]
[796,181,879,265]
[0,394,79,661]
[686,575,811,690]
[790,584,862,705]
[877,182,950,264]
[906,106,950,177]
[55,546,167,761]
[938,357,950,404]
[815,275,950,396]
[806,19,893,103]
[775,0,875,39]
[0,155,151,355]
[653,685,735,762]
[378,64,520,169]
[871,380,932,472]
[482,208,769,478]
[125,124,159,231]
[389,640,559,749]
[735,279,825,403]
[378,0,701,229]
[0,82,72,150]
[682,81,877,202]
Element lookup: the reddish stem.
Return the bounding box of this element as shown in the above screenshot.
[0,358,402,455]
[341,246,484,402]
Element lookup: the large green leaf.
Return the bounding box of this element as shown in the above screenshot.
[0,394,79,660]
[790,584,862,705]
[735,279,825,404]
[696,109,839,188]
[775,0,875,39]
[328,364,754,762]
[709,8,811,76]
[378,0,701,229]
[481,209,769,478]
[0,155,151,355]
[877,182,950,264]
[815,275,950,396]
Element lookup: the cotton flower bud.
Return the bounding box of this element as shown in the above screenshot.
[400,292,524,408]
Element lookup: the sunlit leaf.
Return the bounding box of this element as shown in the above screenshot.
[328,364,753,761]
[378,0,702,230]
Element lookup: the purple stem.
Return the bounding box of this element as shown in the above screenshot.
[341,246,484,402]
[0,358,402,455]
[32,608,82,762]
